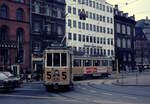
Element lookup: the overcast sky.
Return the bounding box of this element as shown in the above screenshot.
[106,0,150,21]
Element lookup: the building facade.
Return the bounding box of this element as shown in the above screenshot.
[65,0,114,58]
[136,17,150,63]
[0,0,30,72]
[31,0,66,72]
[114,5,136,71]
[135,27,149,65]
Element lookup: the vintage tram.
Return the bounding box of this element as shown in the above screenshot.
[43,46,73,90]
[72,55,112,79]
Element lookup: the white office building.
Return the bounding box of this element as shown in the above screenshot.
[65,0,114,58]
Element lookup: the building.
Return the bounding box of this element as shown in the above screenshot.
[136,17,150,63]
[65,0,114,58]
[31,0,66,72]
[0,0,30,72]
[114,5,136,71]
[135,27,149,65]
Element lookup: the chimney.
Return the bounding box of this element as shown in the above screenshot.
[124,13,128,18]
[115,5,118,10]
[119,11,123,16]
[146,16,149,20]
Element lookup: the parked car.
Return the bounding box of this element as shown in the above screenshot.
[0,72,16,91]
[2,71,22,88]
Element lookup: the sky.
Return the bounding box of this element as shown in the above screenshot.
[106,0,150,21]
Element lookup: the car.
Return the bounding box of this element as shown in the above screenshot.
[2,71,22,88]
[0,72,16,92]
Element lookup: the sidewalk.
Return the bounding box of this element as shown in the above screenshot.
[112,70,150,86]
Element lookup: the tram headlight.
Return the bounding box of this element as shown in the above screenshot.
[54,70,59,75]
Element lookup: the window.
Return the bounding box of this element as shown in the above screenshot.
[45,24,51,34]
[83,35,85,42]
[127,26,131,35]
[33,42,41,51]
[73,33,77,40]
[74,59,81,67]
[16,8,24,21]
[127,39,131,48]
[97,26,99,32]
[103,16,105,22]
[54,53,60,66]
[117,23,121,33]
[90,24,92,31]
[61,53,67,66]
[78,22,81,29]
[73,20,76,28]
[107,17,109,23]
[68,19,72,27]
[47,53,52,66]
[122,25,126,34]
[117,38,121,47]
[86,36,89,42]
[107,38,110,45]
[0,26,8,41]
[57,26,62,35]
[78,9,81,16]
[17,28,24,44]
[78,34,81,41]
[86,23,89,30]
[122,38,126,48]
[103,27,105,33]
[107,28,110,34]
[1,5,8,18]
[93,25,96,31]
[100,15,102,21]
[68,33,72,40]
[34,2,40,13]
[68,6,71,13]
[33,22,40,32]
[73,7,76,15]
[82,22,85,30]
[111,29,113,34]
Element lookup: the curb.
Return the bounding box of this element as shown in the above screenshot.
[112,82,150,87]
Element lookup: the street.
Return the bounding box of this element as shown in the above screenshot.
[0,72,150,104]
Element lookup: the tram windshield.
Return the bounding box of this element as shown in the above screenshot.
[46,52,67,67]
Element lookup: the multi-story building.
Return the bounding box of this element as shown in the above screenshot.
[114,5,136,71]
[0,0,30,72]
[65,0,114,58]
[135,27,149,65]
[31,0,66,72]
[136,17,150,63]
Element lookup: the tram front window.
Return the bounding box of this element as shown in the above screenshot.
[102,60,108,66]
[47,53,52,66]
[61,53,67,66]
[54,53,60,66]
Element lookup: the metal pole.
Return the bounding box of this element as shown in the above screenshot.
[116,59,119,83]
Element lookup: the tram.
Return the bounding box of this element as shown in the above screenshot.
[72,55,112,79]
[43,46,73,90]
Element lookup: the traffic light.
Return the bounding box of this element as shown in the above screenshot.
[79,9,86,20]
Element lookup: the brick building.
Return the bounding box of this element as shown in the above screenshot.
[0,0,30,72]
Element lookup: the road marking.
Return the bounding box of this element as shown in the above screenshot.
[82,87,87,90]
[102,92,112,96]
[123,96,137,99]
[89,90,97,93]
[16,88,41,91]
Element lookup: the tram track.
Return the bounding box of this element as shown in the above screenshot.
[87,82,150,98]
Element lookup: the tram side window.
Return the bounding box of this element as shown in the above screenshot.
[54,53,60,66]
[74,59,81,67]
[93,60,100,66]
[47,53,52,66]
[84,60,91,66]
[109,61,112,66]
[61,53,67,66]
[102,60,108,66]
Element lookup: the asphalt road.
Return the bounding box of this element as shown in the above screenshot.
[0,74,150,104]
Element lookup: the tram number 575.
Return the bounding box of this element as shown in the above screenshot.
[46,71,67,80]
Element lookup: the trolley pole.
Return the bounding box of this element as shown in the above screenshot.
[116,59,119,83]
